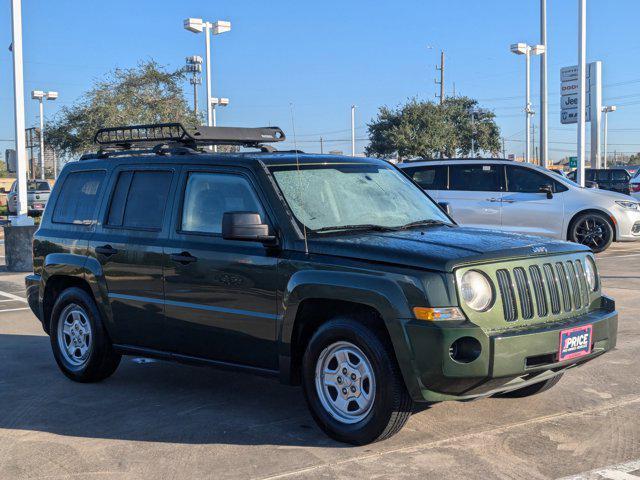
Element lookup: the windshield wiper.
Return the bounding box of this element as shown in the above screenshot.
[313,224,400,233]
[398,219,451,230]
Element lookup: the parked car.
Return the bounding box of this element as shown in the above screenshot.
[631,170,640,200]
[567,168,633,196]
[621,165,640,177]
[553,169,599,189]
[400,159,640,253]
[27,124,618,445]
[6,179,51,216]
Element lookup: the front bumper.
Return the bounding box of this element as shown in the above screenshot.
[400,296,617,402]
[614,206,640,241]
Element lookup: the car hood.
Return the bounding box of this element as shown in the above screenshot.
[308,226,588,272]
[584,187,634,201]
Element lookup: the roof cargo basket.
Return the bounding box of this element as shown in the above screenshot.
[93,122,286,150]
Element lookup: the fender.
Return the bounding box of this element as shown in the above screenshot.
[565,207,618,240]
[278,269,421,397]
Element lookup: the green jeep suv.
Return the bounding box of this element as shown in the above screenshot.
[26,124,618,445]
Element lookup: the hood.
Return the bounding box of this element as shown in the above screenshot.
[585,187,635,202]
[308,226,588,272]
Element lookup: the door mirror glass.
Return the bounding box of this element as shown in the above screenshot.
[222,212,276,245]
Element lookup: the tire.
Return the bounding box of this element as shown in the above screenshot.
[568,212,614,253]
[301,316,413,445]
[49,287,121,383]
[494,373,563,398]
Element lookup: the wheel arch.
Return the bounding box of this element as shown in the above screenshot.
[566,208,617,243]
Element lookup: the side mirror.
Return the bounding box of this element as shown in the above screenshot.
[538,184,553,199]
[222,212,277,245]
[437,201,451,215]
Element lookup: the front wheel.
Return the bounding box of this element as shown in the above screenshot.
[301,316,413,445]
[569,212,614,253]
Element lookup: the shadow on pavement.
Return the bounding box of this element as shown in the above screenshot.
[0,333,346,448]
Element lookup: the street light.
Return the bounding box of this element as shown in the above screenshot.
[185,55,202,116]
[351,105,356,157]
[183,18,231,129]
[510,43,546,164]
[31,90,58,180]
[210,97,229,127]
[602,105,617,169]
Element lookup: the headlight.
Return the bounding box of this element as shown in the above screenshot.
[584,256,598,292]
[460,270,494,311]
[615,200,640,210]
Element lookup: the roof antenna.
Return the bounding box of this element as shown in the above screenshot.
[289,102,309,255]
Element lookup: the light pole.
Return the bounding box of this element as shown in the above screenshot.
[210,97,229,153]
[185,56,202,117]
[511,43,546,164]
[183,18,231,128]
[540,0,549,167]
[577,0,587,187]
[31,90,57,180]
[351,105,356,157]
[602,105,617,169]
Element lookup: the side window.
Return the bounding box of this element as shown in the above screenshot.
[506,166,555,193]
[611,170,629,181]
[403,166,447,190]
[53,170,105,224]
[107,170,173,230]
[181,173,265,235]
[595,170,610,182]
[449,164,502,192]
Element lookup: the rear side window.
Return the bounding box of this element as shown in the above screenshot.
[403,166,447,190]
[449,164,502,192]
[506,166,555,193]
[53,170,105,224]
[107,170,173,230]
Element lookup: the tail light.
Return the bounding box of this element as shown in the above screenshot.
[631,183,640,193]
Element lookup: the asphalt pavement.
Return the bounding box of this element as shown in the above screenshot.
[0,242,639,480]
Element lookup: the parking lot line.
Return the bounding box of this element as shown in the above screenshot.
[0,289,27,303]
[0,307,30,313]
[559,459,640,480]
[600,253,640,260]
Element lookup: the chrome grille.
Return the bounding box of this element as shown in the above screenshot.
[513,267,533,319]
[496,269,518,322]
[528,265,548,317]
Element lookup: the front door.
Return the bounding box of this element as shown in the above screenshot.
[89,166,177,349]
[163,167,279,370]
[500,165,565,238]
[438,163,504,230]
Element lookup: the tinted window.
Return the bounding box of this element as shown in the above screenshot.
[181,173,265,234]
[586,170,597,181]
[53,171,105,224]
[611,170,629,181]
[107,170,173,230]
[506,166,555,193]
[404,166,447,190]
[449,164,502,192]
[27,181,50,191]
[595,170,610,182]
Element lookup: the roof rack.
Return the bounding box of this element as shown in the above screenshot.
[92,122,286,150]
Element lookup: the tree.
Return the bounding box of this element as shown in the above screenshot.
[365,97,501,160]
[45,60,200,157]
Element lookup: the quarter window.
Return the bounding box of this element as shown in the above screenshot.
[107,170,173,230]
[181,173,265,235]
[403,166,447,190]
[449,164,502,192]
[506,166,555,193]
[53,170,105,224]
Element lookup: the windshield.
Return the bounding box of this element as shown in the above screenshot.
[27,181,50,191]
[269,162,452,232]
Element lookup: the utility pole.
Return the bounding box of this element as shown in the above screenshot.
[502,137,506,158]
[452,82,456,98]
[320,137,324,154]
[435,50,445,104]
[351,105,356,156]
[185,56,202,117]
[576,0,587,187]
[532,123,537,164]
[540,0,549,167]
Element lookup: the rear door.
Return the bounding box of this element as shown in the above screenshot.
[162,166,280,370]
[610,169,631,195]
[88,165,177,349]
[401,164,447,201]
[500,165,565,238]
[438,163,503,230]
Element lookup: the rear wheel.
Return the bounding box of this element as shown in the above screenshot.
[495,373,563,398]
[301,316,412,445]
[50,287,121,382]
[569,212,614,253]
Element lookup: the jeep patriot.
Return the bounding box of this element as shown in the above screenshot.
[26,123,618,445]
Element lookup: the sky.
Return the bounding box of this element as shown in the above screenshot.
[2,0,640,161]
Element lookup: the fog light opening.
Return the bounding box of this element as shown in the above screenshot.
[449,337,482,364]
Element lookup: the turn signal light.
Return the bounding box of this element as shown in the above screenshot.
[413,307,465,321]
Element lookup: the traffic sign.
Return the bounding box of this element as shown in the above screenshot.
[569,156,577,168]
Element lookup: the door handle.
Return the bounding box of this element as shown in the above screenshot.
[501,199,515,203]
[95,245,118,257]
[486,198,501,202]
[170,251,197,265]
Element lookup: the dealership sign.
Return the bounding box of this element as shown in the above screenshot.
[560,64,599,124]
